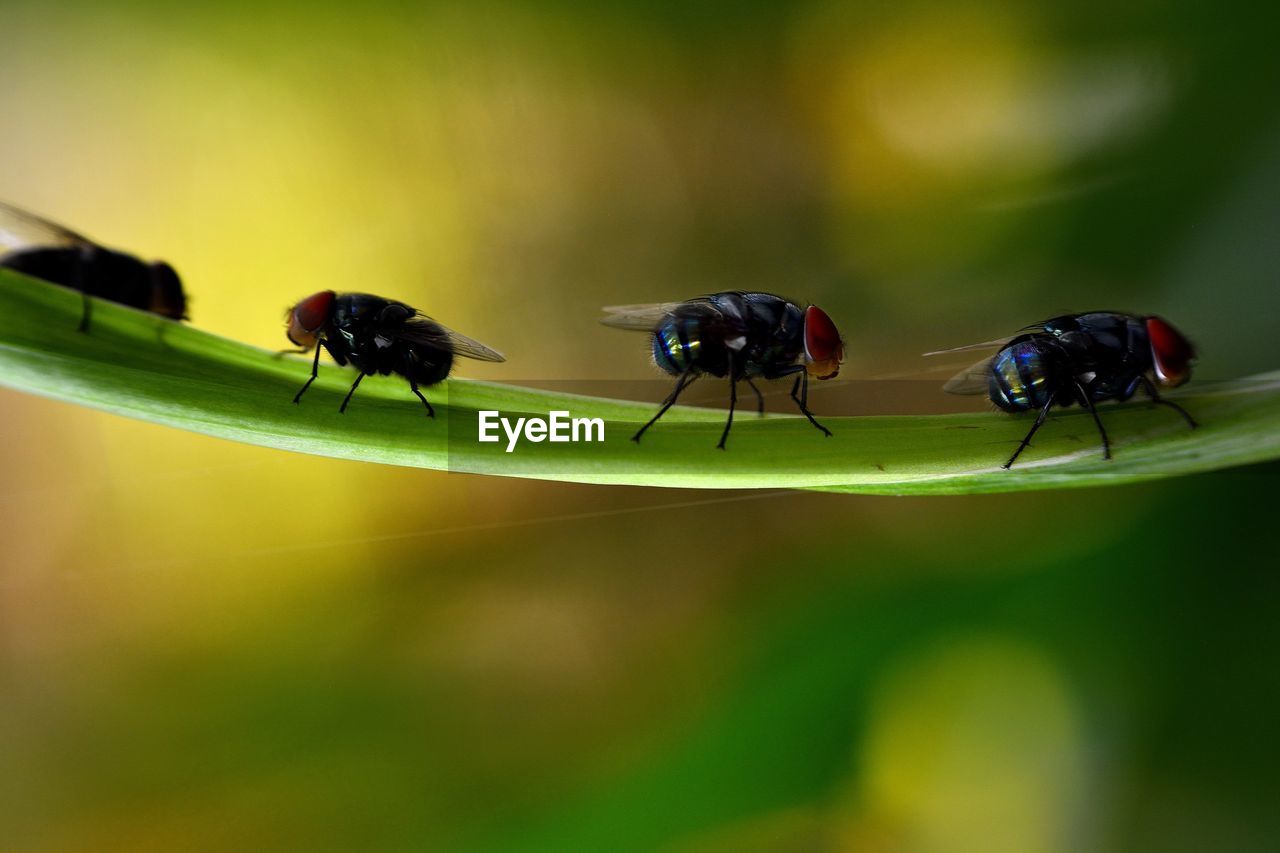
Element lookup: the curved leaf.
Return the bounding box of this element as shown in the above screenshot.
[1,269,1276,495]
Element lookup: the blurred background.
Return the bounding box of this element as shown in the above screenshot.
[1,0,1278,850]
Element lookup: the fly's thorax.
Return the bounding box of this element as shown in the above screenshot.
[328,295,416,353]
[730,293,809,374]
[1045,312,1147,371]
[83,248,155,303]
[333,293,394,327]
[767,301,806,352]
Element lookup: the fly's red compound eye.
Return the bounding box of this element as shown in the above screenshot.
[287,290,335,347]
[1146,315,1195,387]
[803,306,841,361]
[294,291,335,330]
[803,305,843,379]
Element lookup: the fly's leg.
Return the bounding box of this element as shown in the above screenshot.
[745,378,766,416]
[717,370,738,450]
[78,293,91,333]
[1075,380,1112,461]
[410,380,435,418]
[1140,377,1198,429]
[75,246,94,333]
[292,345,323,404]
[633,367,697,443]
[790,371,832,437]
[339,373,365,414]
[1004,395,1056,469]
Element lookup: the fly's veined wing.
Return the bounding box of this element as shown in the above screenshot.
[942,357,995,395]
[921,336,1012,357]
[402,317,506,362]
[0,201,93,253]
[442,328,505,362]
[599,302,683,331]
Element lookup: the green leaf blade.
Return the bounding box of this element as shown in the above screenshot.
[1,269,1277,495]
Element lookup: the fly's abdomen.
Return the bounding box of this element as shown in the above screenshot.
[651,318,700,375]
[402,345,453,386]
[989,341,1053,412]
[3,247,151,308]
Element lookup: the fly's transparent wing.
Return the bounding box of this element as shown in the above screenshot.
[599,302,682,331]
[440,327,505,362]
[943,357,995,395]
[924,336,1004,393]
[922,336,1012,357]
[402,316,505,362]
[0,201,93,253]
